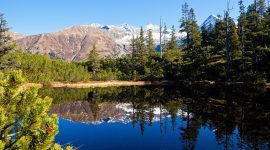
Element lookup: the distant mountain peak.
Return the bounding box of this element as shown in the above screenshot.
[201,14,219,27]
[87,23,138,33]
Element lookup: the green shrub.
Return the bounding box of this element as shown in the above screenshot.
[0,52,90,83]
[90,68,121,81]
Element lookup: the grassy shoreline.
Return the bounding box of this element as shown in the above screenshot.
[20,80,270,89]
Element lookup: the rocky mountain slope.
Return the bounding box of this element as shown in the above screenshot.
[16,25,128,61]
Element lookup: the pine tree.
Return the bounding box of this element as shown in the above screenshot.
[229,22,241,67]
[87,45,100,75]
[213,16,226,55]
[130,28,148,79]
[225,6,232,71]
[180,2,191,51]
[137,27,147,58]
[246,0,268,71]
[136,27,147,64]
[131,35,138,59]
[189,8,202,50]
[167,26,179,50]
[0,70,72,149]
[146,29,156,56]
[201,24,209,47]
[0,13,16,58]
[180,4,202,63]
[130,35,139,80]
[207,23,216,47]
[189,8,202,63]
[238,0,247,70]
[163,23,168,51]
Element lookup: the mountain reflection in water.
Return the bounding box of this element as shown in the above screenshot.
[39,84,270,150]
[49,102,189,125]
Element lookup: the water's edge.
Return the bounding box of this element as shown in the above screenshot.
[22,80,269,89]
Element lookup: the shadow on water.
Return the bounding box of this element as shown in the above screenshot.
[39,84,270,150]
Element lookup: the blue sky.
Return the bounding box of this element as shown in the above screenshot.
[1,0,254,35]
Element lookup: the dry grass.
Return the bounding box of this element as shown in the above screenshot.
[17,80,270,89]
[47,81,153,88]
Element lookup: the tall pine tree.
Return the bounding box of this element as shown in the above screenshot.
[180,4,202,62]
[137,27,147,59]
[0,13,16,58]
[201,24,210,47]
[246,0,268,71]
[167,25,179,50]
[87,45,100,75]
[130,35,139,80]
[180,2,191,51]
[229,21,241,68]
[146,29,156,56]
[238,0,247,70]
[213,15,226,56]
[189,8,202,62]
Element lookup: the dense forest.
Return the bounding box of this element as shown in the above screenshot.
[87,0,270,83]
[0,0,270,84]
[99,0,270,83]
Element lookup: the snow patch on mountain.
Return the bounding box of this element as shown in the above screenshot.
[86,23,186,47]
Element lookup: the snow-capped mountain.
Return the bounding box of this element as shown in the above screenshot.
[201,15,220,28]
[88,23,184,47]
[13,23,187,61]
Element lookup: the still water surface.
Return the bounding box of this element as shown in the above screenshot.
[39,84,270,150]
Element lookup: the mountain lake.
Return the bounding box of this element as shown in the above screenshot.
[39,84,270,150]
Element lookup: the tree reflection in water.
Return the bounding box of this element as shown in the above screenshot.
[39,84,270,149]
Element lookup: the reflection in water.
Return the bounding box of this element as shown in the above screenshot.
[39,84,270,150]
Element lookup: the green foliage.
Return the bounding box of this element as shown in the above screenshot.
[87,45,100,75]
[146,29,157,56]
[0,70,72,149]
[166,26,179,50]
[144,58,164,80]
[163,49,184,62]
[0,13,17,58]
[180,5,202,63]
[89,68,121,81]
[212,16,226,55]
[239,70,267,83]
[0,52,90,83]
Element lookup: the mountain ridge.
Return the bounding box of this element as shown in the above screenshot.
[10,22,189,61]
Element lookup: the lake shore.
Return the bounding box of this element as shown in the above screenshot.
[20,80,270,89]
